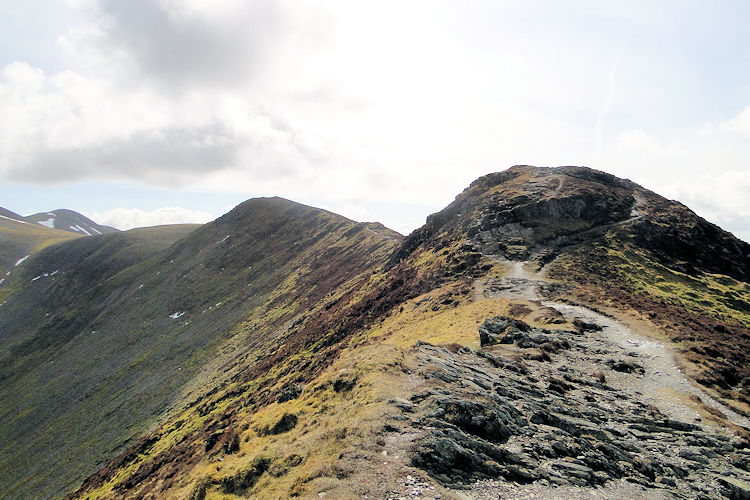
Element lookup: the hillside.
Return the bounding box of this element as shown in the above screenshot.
[0,206,117,277]
[0,207,27,222]
[26,209,119,236]
[0,213,83,278]
[0,198,400,500]
[3,169,750,499]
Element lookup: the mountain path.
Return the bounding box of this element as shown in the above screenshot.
[380,263,750,499]
[380,253,750,500]
[376,258,750,499]
[484,258,750,431]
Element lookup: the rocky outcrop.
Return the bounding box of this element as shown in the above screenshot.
[400,332,750,498]
[394,165,750,281]
[478,317,531,346]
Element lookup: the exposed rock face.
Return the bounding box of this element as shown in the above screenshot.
[403,329,750,499]
[468,174,635,260]
[478,316,531,346]
[394,165,750,281]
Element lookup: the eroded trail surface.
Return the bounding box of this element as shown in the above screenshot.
[549,302,750,430]
[492,259,750,430]
[389,260,750,500]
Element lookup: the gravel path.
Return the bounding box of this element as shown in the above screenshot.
[545,301,750,431]
[380,259,750,500]
[491,257,750,431]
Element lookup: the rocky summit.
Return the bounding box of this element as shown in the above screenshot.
[1,166,749,499]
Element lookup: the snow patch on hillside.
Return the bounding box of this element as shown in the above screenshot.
[15,255,30,266]
[37,218,55,228]
[70,225,92,236]
[0,214,28,224]
[31,270,59,282]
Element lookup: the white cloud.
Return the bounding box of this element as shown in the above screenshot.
[722,105,750,137]
[87,206,214,230]
[608,110,750,242]
[661,170,750,220]
[82,0,289,89]
[1,1,750,238]
[0,61,322,186]
[1,61,44,88]
[609,109,750,183]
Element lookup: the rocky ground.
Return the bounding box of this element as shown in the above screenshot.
[378,260,750,499]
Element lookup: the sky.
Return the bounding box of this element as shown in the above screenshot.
[1,1,750,241]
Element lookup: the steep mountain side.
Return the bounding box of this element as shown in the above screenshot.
[26,209,119,236]
[65,191,484,499]
[394,165,750,410]
[7,167,747,499]
[0,224,200,367]
[0,214,82,277]
[0,224,200,498]
[0,199,399,500]
[69,166,750,500]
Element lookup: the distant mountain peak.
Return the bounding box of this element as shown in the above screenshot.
[25,209,119,236]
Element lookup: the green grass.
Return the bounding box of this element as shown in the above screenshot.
[551,238,750,327]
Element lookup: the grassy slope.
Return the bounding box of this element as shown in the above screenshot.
[69,218,489,499]
[0,225,201,358]
[68,232,568,499]
[0,224,200,499]
[0,216,82,276]
[0,198,403,500]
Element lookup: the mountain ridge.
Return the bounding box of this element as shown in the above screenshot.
[396,165,749,279]
[0,206,28,223]
[0,209,83,279]
[2,168,749,499]
[0,197,400,499]
[64,166,748,499]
